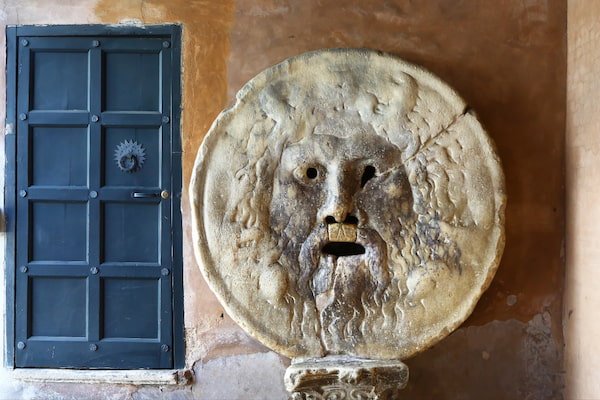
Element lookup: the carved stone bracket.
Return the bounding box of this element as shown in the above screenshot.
[285,357,409,400]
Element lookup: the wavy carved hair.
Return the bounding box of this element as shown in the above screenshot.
[225,72,466,341]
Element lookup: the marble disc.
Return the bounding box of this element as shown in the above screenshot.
[190,48,505,360]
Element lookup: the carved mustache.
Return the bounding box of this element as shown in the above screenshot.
[327,223,357,242]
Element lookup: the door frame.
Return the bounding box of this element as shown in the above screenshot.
[4,24,184,368]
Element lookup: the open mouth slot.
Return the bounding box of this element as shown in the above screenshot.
[322,242,366,257]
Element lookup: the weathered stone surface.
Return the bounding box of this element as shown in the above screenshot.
[285,357,408,400]
[191,48,505,360]
[194,352,289,400]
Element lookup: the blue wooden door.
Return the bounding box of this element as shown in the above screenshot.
[10,27,182,369]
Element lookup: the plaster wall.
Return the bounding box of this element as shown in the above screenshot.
[0,1,566,399]
[565,1,600,399]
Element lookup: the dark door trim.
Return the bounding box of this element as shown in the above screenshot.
[4,24,184,369]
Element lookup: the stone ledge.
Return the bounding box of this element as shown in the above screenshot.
[8,368,192,385]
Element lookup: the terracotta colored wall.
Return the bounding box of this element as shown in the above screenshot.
[565,1,600,399]
[0,0,567,399]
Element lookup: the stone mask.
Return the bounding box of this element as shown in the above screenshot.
[190,48,505,360]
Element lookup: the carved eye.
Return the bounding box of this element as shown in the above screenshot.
[294,165,322,183]
[360,165,376,188]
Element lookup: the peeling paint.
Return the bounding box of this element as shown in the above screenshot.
[193,352,289,400]
[405,316,563,400]
[0,316,562,399]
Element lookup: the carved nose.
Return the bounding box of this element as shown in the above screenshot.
[320,177,358,225]
[323,202,350,224]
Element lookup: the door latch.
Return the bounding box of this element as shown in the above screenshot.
[132,190,170,199]
[132,192,159,198]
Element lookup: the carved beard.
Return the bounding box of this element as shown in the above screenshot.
[296,225,390,354]
[270,208,460,355]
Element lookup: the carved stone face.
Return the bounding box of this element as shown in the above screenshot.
[270,124,417,352]
[190,48,505,360]
[270,124,413,254]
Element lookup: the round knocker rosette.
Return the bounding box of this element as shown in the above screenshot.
[190,48,505,360]
[114,140,146,173]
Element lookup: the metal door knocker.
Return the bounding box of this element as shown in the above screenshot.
[114,140,146,173]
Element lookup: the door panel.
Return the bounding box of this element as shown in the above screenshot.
[103,127,160,187]
[104,52,161,112]
[30,276,87,337]
[103,202,160,263]
[32,50,89,110]
[30,201,88,262]
[31,126,89,186]
[102,277,159,339]
[11,28,181,369]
